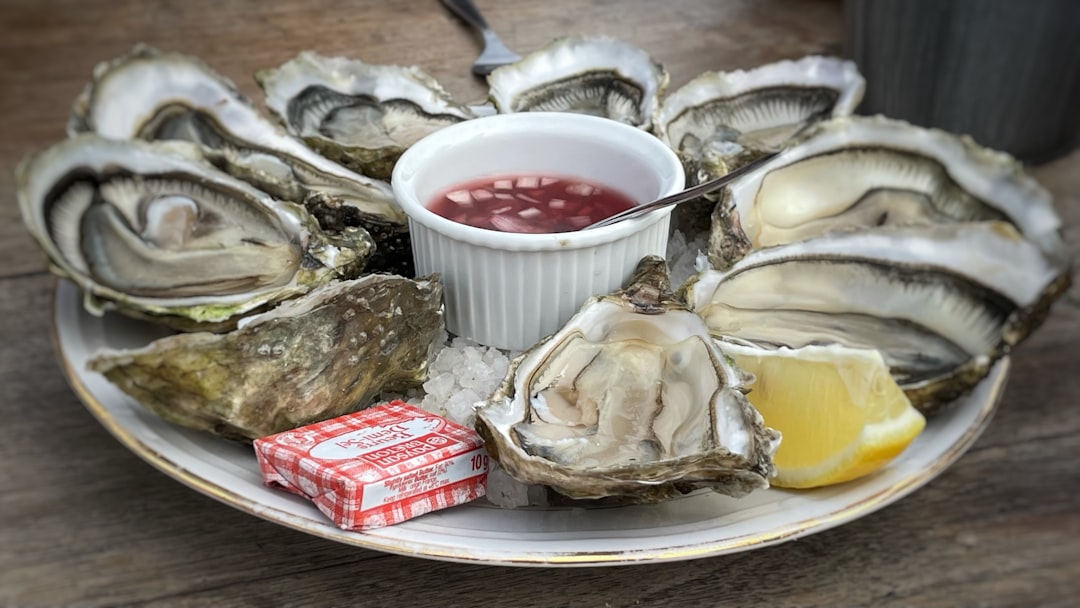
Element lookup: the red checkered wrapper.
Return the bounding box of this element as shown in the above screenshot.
[253,401,488,530]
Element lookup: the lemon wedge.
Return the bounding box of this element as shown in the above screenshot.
[724,343,926,489]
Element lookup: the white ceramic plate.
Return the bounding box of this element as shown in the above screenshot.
[51,279,1007,566]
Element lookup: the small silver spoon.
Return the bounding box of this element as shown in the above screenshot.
[440,0,522,76]
[582,152,780,230]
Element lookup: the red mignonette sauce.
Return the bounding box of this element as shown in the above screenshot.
[427,174,637,233]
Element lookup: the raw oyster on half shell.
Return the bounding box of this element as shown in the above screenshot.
[475,256,779,502]
[257,52,476,181]
[487,36,668,130]
[88,274,444,441]
[708,116,1066,269]
[655,56,864,186]
[68,45,413,274]
[16,134,372,330]
[685,222,1070,412]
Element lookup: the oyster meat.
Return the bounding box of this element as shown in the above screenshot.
[475,256,779,502]
[16,134,371,330]
[88,274,444,441]
[68,45,413,274]
[655,56,865,186]
[487,36,668,130]
[257,52,476,181]
[685,222,1070,412]
[709,115,1066,268]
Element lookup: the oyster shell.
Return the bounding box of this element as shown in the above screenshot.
[685,222,1070,412]
[16,134,372,330]
[256,52,476,181]
[68,45,412,274]
[475,256,779,502]
[487,36,668,129]
[709,115,1066,268]
[88,274,444,441]
[655,56,865,186]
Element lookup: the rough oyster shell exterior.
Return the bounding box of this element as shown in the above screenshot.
[88,274,444,441]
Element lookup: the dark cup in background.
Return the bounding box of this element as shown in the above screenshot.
[845,0,1080,163]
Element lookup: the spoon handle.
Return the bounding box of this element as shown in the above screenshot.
[583,151,780,230]
[440,0,491,32]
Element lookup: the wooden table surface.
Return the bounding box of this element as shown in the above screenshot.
[2,1,1078,606]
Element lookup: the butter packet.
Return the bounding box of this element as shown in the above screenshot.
[254,400,488,530]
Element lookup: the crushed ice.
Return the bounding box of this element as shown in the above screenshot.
[416,336,511,427]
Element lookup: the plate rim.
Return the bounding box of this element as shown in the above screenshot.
[50,278,1007,566]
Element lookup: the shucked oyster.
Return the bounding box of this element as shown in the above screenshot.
[487,36,668,130]
[655,56,864,186]
[68,45,412,275]
[708,115,1066,268]
[88,274,444,441]
[685,222,1070,412]
[257,52,476,181]
[16,134,372,330]
[475,256,779,502]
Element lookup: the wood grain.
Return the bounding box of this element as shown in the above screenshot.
[1,1,1077,606]
[845,0,1080,161]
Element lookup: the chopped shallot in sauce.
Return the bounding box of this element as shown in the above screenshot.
[428,175,637,233]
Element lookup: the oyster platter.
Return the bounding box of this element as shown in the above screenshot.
[26,35,1069,564]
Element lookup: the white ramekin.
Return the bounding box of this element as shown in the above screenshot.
[392,112,685,351]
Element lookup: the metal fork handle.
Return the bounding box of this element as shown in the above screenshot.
[584,121,823,230]
[583,151,780,230]
[440,0,492,33]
